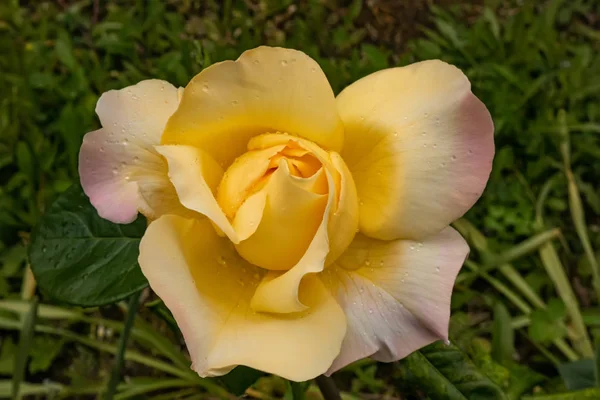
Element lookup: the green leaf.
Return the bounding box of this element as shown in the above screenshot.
[29,336,64,374]
[529,299,569,344]
[29,185,148,306]
[558,359,596,391]
[218,366,263,396]
[396,341,509,400]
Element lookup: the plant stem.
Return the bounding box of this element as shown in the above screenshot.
[290,381,306,400]
[315,376,341,400]
[104,292,141,399]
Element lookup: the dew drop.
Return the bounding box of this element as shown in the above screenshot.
[451,155,457,161]
[440,162,446,167]
[360,116,365,121]
[368,309,373,314]
[112,168,118,175]
[202,84,209,92]
[423,143,427,148]
[231,100,238,106]
[99,147,105,153]
[359,287,365,293]
[122,138,129,146]
[468,149,473,154]
[393,131,398,137]
[217,256,226,265]
[359,201,364,206]
[42,246,47,253]
[365,260,371,266]
[379,260,384,266]
[311,67,316,72]
[435,266,440,273]
[238,279,245,287]
[409,245,415,250]
[281,60,288,66]
[433,143,438,149]
[124,175,130,181]
[133,156,139,162]
[253,59,259,65]
[253,273,260,280]
[424,112,429,118]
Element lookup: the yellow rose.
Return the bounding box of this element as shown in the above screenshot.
[79,47,494,381]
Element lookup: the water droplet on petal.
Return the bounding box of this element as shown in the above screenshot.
[365,260,371,266]
[217,256,226,265]
[202,84,209,92]
[281,60,288,66]
[435,266,440,273]
[451,155,457,161]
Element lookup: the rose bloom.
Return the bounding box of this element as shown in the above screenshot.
[79,47,493,381]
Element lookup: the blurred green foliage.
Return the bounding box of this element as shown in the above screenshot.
[1,0,600,398]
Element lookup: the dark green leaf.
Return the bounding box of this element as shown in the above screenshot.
[396,341,509,400]
[558,360,595,391]
[29,185,147,306]
[218,366,263,396]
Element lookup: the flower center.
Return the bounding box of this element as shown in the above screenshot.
[216,133,354,271]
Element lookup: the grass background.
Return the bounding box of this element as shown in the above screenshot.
[1,0,600,398]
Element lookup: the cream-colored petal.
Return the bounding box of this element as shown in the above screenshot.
[322,227,468,373]
[337,60,494,240]
[235,161,328,271]
[138,215,346,381]
[79,80,192,223]
[162,47,343,166]
[155,145,240,242]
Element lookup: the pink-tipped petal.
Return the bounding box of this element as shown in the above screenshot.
[322,226,469,373]
[337,60,494,241]
[79,80,191,223]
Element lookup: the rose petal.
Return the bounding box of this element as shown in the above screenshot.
[234,161,328,271]
[336,60,494,240]
[79,80,191,223]
[154,144,239,242]
[321,226,468,373]
[139,215,346,382]
[162,47,343,166]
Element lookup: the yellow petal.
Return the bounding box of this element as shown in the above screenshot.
[321,227,468,373]
[138,215,346,381]
[325,152,359,265]
[217,145,286,218]
[234,160,328,270]
[337,60,494,240]
[155,145,239,242]
[80,80,194,223]
[250,170,335,313]
[162,47,343,167]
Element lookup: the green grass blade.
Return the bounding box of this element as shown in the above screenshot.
[558,110,600,303]
[492,301,514,365]
[12,297,38,400]
[539,242,594,358]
